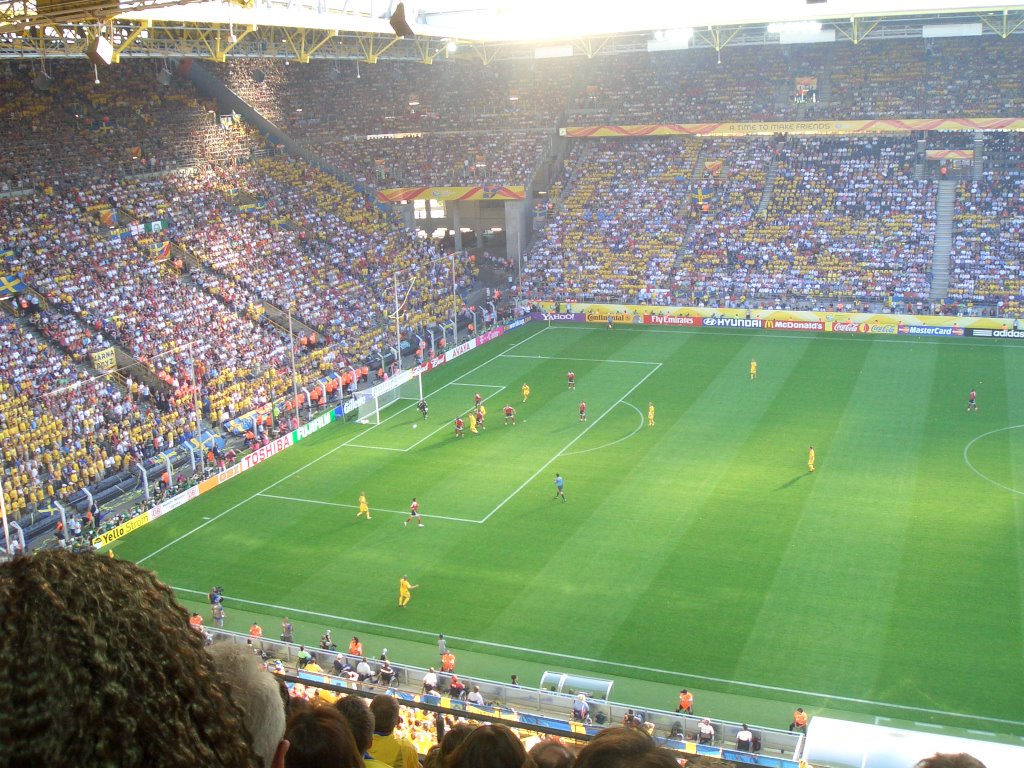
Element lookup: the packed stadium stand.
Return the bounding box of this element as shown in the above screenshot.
[817,36,1024,119]
[305,131,551,188]
[673,136,778,306]
[524,134,936,309]
[948,132,1024,314]
[522,137,702,304]
[0,59,474,524]
[220,57,572,135]
[565,45,825,124]
[205,57,565,188]
[0,60,265,190]
[740,135,936,306]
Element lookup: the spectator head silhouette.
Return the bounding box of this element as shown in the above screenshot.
[0,550,260,767]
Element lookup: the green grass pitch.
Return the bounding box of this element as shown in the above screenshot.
[111,323,1024,738]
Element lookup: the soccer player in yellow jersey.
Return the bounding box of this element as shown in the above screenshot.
[398,575,418,608]
[357,491,370,520]
[468,411,478,434]
[750,359,758,380]
[648,402,655,427]
[522,383,530,402]
[808,446,815,473]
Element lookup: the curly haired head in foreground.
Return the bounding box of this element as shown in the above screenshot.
[0,550,260,768]
[574,726,680,768]
[915,755,986,768]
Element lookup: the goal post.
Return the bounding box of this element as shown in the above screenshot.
[356,368,424,424]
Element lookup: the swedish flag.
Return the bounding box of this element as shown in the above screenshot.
[0,274,26,297]
[690,188,717,208]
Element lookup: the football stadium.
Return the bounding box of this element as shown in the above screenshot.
[2,1,1024,766]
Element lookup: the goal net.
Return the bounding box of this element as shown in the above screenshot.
[356,368,424,424]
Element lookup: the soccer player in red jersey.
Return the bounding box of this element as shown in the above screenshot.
[474,392,482,407]
[579,401,587,421]
[503,404,516,425]
[405,498,423,527]
[454,416,464,437]
[567,371,575,390]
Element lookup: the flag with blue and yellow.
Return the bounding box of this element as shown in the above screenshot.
[151,241,172,263]
[0,274,27,298]
[690,186,717,210]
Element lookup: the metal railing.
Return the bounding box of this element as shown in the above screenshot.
[206,628,804,759]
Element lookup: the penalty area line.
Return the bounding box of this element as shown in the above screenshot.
[341,443,409,453]
[345,327,550,452]
[137,421,377,565]
[135,328,550,564]
[500,353,659,366]
[257,493,481,524]
[166,586,1024,729]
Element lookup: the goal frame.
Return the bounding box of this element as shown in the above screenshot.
[356,368,424,424]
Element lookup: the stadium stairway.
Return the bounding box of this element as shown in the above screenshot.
[11,310,151,394]
[972,132,985,182]
[756,156,780,216]
[689,142,706,181]
[816,45,834,107]
[775,79,795,114]
[185,60,356,190]
[170,242,200,272]
[913,133,925,182]
[929,178,956,301]
[260,301,318,341]
[12,312,70,362]
[667,153,706,276]
[474,252,511,295]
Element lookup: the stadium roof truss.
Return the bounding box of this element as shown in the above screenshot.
[3,1,1024,62]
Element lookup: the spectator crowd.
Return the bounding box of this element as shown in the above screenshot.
[3,34,1024,528]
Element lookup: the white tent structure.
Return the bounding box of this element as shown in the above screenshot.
[805,717,1024,768]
